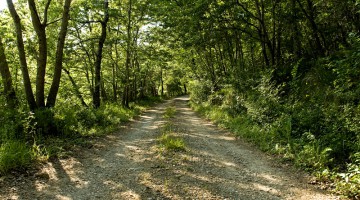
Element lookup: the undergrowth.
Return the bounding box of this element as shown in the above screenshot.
[0,96,162,175]
[189,69,360,198]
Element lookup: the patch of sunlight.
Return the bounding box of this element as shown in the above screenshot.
[139,172,152,184]
[93,157,106,163]
[35,180,48,191]
[221,161,237,167]
[7,195,19,200]
[140,115,154,119]
[120,190,141,199]
[253,183,280,196]
[115,153,126,157]
[217,135,236,141]
[55,194,72,200]
[258,173,281,184]
[59,158,89,188]
[125,145,140,151]
[41,162,59,181]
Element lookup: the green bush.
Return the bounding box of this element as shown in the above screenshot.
[188,80,212,104]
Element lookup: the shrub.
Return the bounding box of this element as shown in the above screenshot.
[188,80,212,104]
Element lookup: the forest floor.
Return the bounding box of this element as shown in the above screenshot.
[0,96,340,200]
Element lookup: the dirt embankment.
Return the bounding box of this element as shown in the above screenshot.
[0,96,339,200]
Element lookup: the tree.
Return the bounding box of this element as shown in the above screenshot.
[7,0,73,110]
[93,0,110,108]
[7,0,37,110]
[0,37,17,108]
[46,0,72,107]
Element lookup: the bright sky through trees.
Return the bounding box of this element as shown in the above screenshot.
[0,1,16,11]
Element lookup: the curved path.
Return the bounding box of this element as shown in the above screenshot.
[0,96,339,199]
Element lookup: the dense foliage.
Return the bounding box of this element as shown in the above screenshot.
[149,0,360,197]
[0,0,359,198]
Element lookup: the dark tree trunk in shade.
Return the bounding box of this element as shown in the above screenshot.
[93,0,109,108]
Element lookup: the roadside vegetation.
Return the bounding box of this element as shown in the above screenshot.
[0,96,162,175]
[189,75,360,198]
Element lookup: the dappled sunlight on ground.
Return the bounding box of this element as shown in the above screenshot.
[0,97,338,200]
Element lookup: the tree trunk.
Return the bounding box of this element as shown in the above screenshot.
[160,67,164,96]
[93,0,109,108]
[122,0,133,108]
[0,37,17,108]
[28,0,50,108]
[63,68,88,107]
[46,0,72,107]
[112,63,117,101]
[7,0,37,110]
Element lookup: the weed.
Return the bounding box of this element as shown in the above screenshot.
[158,133,186,152]
[163,107,176,119]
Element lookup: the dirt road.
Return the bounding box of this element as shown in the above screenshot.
[0,96,339,199]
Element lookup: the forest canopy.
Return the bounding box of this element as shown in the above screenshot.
[0,0,359,197]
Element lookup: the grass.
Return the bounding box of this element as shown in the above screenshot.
[163,106,176,119]
[0,141,32,174]
[158,105,186,152]
[158,133,186,152]
[190,100,360,199]
[0,96,163,175]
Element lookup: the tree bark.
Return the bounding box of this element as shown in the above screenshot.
[28,0,51,107]
[0,37,17,108]
[7,0,37,110]
[122,0,133,108]
[93,0,109,108]
[46,0,72,107]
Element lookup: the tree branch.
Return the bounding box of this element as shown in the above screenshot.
[43,0,52,25]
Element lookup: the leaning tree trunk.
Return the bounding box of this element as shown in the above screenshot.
[7,0,37,110]
[46,0,72,107]
[63,68,88,107]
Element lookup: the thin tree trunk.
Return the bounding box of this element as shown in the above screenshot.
[112,63,117,101]
[0,37,17,108]
[46,0,72,107]
[160,67,164,96]
[63,68,88,107]
[93,0,109,108]
[123,0,133,108]
[7,0,37,110]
